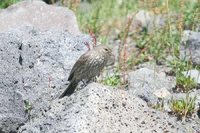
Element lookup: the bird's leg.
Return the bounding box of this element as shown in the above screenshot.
[81,80,87,86]
[90,77,97,82]
[81,78,95,86]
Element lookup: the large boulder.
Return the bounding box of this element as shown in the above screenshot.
[183,69,200,84]
[0,0,80,35]
[130,10,165,33]
[0,26,91,132]
[0,26,199,133]
[0,89,26,133]
[18,83,199,133]
[180,30,200,65]
[128,67,176,105]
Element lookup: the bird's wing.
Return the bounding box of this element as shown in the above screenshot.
[68,53,90,81]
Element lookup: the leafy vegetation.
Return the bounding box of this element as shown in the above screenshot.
[170,94,196,120]
[102,73,121,87]
[152,98,165,111]
[24,100,32,114]
[76,0,200,87]
[176,73,197,92]
[0,0,20,8]
[170,59,198,92]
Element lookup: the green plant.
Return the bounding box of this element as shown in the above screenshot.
[169,60,198,92]
[169,59,191,72]
[176,72,197,92]
[77,0,114,34]
[102,74,121,87]
[152,98,165,111]
[76,0,138,34]
[183,1,200,30]
[61,0,80,11]
[75,0,200,88]
[170,94,196,120]
[0,0,20,8]
[24,100,32,114]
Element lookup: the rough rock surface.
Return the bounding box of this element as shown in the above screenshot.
[128,67,176,105]
[0,0,80,35]
[131,10,165,33]
[0,4,200,132]
[134,63,200,109]
[183,69,200,84]
[19,83,200,133]
[0,90,26,133]
[0,26,91,132]
[180,30,200,65]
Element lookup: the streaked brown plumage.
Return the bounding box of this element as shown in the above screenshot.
[59,45,115,98]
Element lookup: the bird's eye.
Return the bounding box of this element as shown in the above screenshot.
[104,48,109,52]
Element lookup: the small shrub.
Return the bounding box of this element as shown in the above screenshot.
[169,60,198,92]
[24,100,32,114]
[176,73,197,92]
[0,0,20,8]
[102,74,121,87]
[183,1,200,30]
[170,94,196,120]
[169,60,191,72]
[152,98,164,111]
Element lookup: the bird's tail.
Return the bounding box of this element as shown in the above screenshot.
[59,80,78,98]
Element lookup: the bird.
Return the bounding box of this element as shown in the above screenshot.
[59,45,115,98]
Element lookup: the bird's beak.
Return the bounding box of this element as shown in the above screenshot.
[106,54,115,66]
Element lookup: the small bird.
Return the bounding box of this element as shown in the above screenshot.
[59,45,115,98]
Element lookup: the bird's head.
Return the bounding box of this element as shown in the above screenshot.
[94,45,115,66]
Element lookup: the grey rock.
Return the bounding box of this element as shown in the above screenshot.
[128,68,176,105]
[0,0,81,35]
[1,25,199,132]
[0,90,26,133]
[131,10,165,33]
[0,26,91,132]
[190,89,200,109]
[180,30,200,65]
[136,62,174,74]
[18,83,199,133]
[196,24,200,32]
[0,30,27,133]
[183,69,200,84]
